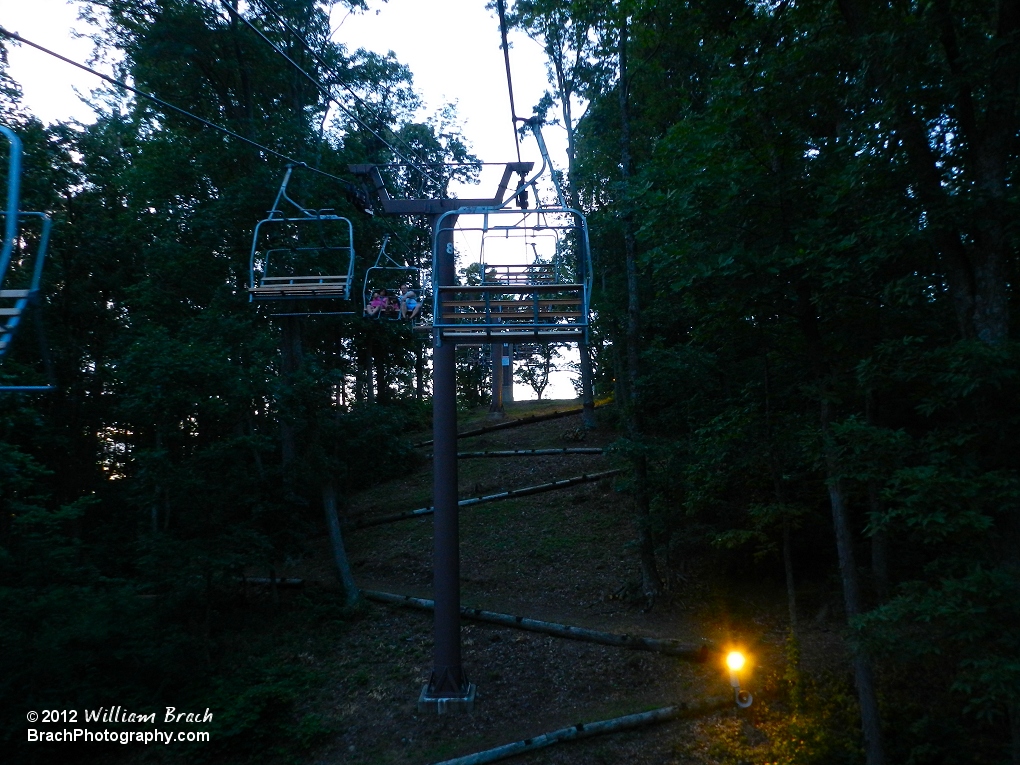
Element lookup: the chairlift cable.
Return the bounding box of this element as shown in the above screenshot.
[216,0,442,186]
[249,0,441,180]
[496,0,522,163]
[242,0,434,173]
[376,162,506,168]
[0,27,366,200]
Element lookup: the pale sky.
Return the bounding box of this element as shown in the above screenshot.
[0,0,579,399]
[1,0,567,170]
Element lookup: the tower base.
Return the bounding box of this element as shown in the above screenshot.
[417,683,476,714]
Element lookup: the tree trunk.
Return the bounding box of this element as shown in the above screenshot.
[836,0,1017,343]
[764,349,797,631]
[782,520,797,629]
[363,337,375,404]
[415,341,426,401]
[865,392,890,601]
[1009,698,1020,765]
[151,428,163,534]
[280,317,302,468]
[618,15,661,605]
[354,337,369,404]
[549,19,597,428]
[577,337,597,426]
[374,343,389,404]
[822,398,886,765]
[323,479,361,607]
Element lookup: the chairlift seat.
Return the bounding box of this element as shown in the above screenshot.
[435,283,587,342]
[431,207,593,345]
[460,283,583,292]
[250,275,351,299]
[439,328,586,342]
[441,299,583,316]
[442,311,583,320]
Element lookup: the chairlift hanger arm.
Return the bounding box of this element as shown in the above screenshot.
[524,118,566,208]
[496,117,565,210]
[369,234,415,270]
[266,164,369,218]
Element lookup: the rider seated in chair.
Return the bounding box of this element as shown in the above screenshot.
[398,284,421,320]
[365,289,387,317]
[382,290,401,318]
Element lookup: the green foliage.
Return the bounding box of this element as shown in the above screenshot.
[555,0,1020,759]
[0,2,459,762]
[199,660,332,762]
[691,671,863,765]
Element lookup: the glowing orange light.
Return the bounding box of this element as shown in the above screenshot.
[726,651,746,671]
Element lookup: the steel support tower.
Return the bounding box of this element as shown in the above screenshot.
[350,162,533,710]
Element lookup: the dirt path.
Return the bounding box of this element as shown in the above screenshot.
[287,401,768,765]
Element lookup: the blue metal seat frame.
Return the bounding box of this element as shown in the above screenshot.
[248,165,356,303]
[0,125,54,392]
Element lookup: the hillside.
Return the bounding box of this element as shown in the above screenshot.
[261,400,844,765]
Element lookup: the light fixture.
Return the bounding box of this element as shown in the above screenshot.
[725,650,753,708]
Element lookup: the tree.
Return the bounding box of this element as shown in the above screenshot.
[514,343,561,399]
[568,0,1018,760]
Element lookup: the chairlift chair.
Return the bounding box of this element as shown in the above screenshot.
[248,166,356,310]
[432,206,592,344]
[362,234,426,321]
[0,125,54,392]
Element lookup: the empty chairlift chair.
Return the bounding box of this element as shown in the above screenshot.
[0,126,54,392]
[248,166,356,310]
[432,207,591,344]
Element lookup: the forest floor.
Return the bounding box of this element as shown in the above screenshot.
[261,399,850,765]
